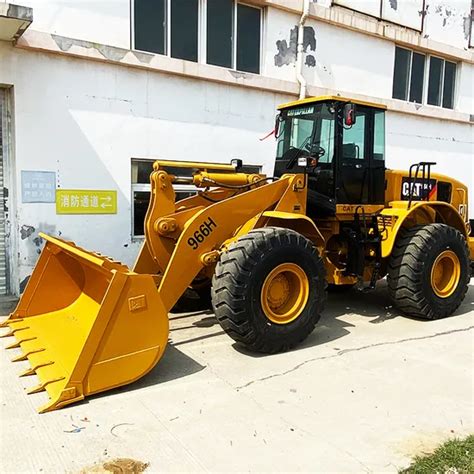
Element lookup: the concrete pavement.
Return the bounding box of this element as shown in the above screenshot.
[0,281,473,473]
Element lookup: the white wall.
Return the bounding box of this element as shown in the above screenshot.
[386,111,474,213]
[18,0,130,48]
[265,8,394,99]
[424,0,472,49]
[0,42,289,291]
[457,62,474,115]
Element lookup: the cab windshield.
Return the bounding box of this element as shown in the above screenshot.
[276,103,335,166]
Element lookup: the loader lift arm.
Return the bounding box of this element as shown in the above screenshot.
[0,162,311,412]
[137,161,309,310]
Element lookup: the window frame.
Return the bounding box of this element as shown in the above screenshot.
[392,45,457,110]
[392,46,426,104]
[132,0,263,74]
[426,54,445,107]
[425,54,457,109]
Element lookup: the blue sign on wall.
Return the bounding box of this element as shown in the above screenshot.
[21,171,56,203]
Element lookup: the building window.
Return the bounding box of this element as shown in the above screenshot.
[427,57,456,109]
[392,47,425,104]
[392,46,456,109]
[171,0,199,62]
[236,4,261,74]
[134,0,166,55]
[207,0,233,68]
[131,159,262,237]
[131,160,198,238]
[134,0,261,73]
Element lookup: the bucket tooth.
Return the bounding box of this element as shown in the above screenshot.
[0,327,29,338]
[12,348,45,362]
[26,377,65,395]
[5,337,36,349]
[4,318,25,327]
[19,361,54,377]
[0,318,21,328]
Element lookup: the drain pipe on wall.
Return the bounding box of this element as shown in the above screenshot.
[296,0,310,100]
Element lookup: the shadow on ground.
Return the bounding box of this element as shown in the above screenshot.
[51,280,474,405]
[3,280,473,406]
[232,280,473,356]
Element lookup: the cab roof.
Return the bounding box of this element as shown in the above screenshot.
[278,95,387,111]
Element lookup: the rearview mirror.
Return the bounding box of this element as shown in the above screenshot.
[275,113,281,135]
[343,103,356,126]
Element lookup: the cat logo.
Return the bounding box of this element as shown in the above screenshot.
[401,177,437,201]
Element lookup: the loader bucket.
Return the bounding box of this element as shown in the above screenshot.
[0,233,169,413]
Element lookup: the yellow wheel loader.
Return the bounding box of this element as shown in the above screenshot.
[2,96,473,412]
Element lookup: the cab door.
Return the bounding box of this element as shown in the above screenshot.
[336,107,370,204]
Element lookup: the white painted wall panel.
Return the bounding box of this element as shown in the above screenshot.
[423,0,472,49]
[457,62,474,115]
[263,8,299,82]
[303,19,395,98]
[265,10,395,99]
[18,0,130,49]
[381,0,423,30]
[333,0,382,18]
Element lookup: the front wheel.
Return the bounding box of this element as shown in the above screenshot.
[211,227,327,353]
[388,224,470,319]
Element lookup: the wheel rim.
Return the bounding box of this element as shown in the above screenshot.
[261,263,310,324]
[430,250,461,298]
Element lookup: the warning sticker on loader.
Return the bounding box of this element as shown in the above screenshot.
[56,190,117,214]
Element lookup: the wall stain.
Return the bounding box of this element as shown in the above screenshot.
[274,26,316,68]
[433,3,461,29]
[132,51,153,64]
[20,225,35,240]
[305,55,316,67]
[389,0,398,11]
[462,15,471,40]
[51,35,128,61]
[228,70,249,79]
[6,3,33,21]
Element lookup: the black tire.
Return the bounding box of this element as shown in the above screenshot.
[327,283,355,292]
[388,224,470,319]
[211,227,327,353]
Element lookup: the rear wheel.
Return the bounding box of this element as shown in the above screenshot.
[388,224,469,319]
[212,227,326,353]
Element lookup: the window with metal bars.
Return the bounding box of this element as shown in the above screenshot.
[392,46,456,109]
[133,0,262,74]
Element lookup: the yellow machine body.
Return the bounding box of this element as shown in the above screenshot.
[1,162,312,412]
[1,96,473,413]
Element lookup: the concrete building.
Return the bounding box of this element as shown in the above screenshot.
[0,0,472,296]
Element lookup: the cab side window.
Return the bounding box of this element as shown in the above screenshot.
[373,111,385,161]
[342,111,367,160]
[318,117,335,164]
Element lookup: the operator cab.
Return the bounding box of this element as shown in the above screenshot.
[274,96,386,216]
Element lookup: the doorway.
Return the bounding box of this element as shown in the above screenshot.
[0,89,9,295]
